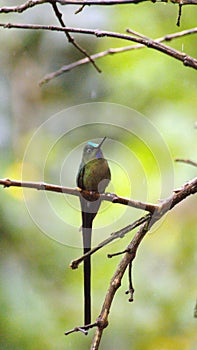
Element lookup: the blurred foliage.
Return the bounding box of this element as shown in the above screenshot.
[0,2,197,350]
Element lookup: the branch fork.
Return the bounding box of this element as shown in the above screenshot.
[0,175,196,349]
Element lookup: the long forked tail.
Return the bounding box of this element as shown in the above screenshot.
[82,226,91,324]
[81,196,101,325]
[82,210,93,325]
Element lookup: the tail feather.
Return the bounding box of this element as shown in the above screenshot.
[80,198,101,325]
[82,220,92,325]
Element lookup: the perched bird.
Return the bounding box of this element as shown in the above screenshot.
[77,137,111,325]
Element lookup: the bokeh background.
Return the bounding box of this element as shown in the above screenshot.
[0,1,197,349]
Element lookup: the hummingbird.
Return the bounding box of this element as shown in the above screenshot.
[76,137,111,325]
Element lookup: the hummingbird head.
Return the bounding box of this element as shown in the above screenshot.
[82,137,106,164]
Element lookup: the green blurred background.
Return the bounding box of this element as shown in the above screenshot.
[0,2,197,349]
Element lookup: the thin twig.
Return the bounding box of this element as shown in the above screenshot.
[127,28,150,40]
[51,2,101,73]
[125,261,134,302]
[0,0,47,13]
[177,2,183,26]
[175,158,197,167]
[70,214,151,269]
[108,249,128,258]
[194,299,197,318]
[65,322,98,335]
[75,4,86,13]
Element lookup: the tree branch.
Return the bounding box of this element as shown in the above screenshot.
[62,177,197,348]
[39,27,197,84]
[70,214,151,269]
[70,177,197,269]
[1,175,196,349]
[65,322,98,335]
[0,0,197,14]
[1,23,196,82]
[0,178,157,212]
[175,158,197,167]
[0,1,47,14]
[51,1,101,73]
[86,176,196,349]
[89,220,151,349]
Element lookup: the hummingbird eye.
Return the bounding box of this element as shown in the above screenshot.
[86,147,93,154]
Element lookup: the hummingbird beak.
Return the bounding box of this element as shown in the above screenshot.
[97,136,107,149]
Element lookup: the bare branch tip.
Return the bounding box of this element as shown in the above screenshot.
[1,178,11,188]
[65,321,98,336]
[75,4,86,14]
[70,260,79,269]
[64,326,88,336]
[175,158,197,167]
[107,249,128,258]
